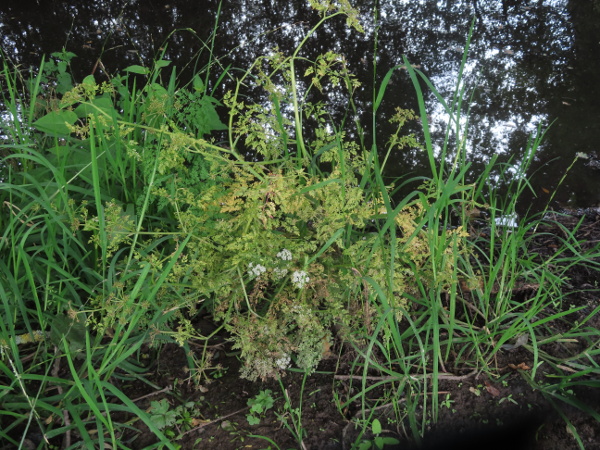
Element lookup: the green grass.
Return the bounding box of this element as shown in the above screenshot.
[1,3,599,448]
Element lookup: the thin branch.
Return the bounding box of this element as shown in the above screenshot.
[334,369,477,382]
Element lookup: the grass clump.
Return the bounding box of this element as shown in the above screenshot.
[1,3,599,449]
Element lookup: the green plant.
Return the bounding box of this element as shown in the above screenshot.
[149,399,180,431]
[440,394,455,409]
[356,418,400,450]
[246,390,275,425]
[498,394,518,406]
[2,1,599,447]
[0,19,225,449]
[159,2,462,382]
[149,398,205,443]
[276,373,308,450]
[332,13,600,446]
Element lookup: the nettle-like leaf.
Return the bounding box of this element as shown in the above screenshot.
[174,85,227,137]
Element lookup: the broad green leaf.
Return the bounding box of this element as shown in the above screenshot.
[193,75,205,93]
[150,399,170,415]
[124,65,149,75]
[82,74,96,85]
[149,399,178,430]
[51,50,77,61]
[56,72,73,94]
[247,415,260,426]
[155,60,171,69]
[147,82,168,97]
[250,403,264,413]
[371,418,382,434]
[194,96,227,136]
[33,110,78,135]
[50,314,88,355]
[74,96,120,119]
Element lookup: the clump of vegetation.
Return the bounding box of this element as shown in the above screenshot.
[1,1,599,449]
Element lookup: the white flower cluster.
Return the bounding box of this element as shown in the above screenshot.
[291,270,310,289]
[275,354,291,370]
[273,267,288,279]
[277,248,293,261]
[247,262,267,278]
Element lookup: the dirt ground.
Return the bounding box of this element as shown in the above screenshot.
[117,211,600,450]
[122,347,599,450]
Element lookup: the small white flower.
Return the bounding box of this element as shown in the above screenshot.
[275,354,291,370]
[291,270,310,289]
[273,267,288,279]
[277,248,293,261]
[247,262,267,278]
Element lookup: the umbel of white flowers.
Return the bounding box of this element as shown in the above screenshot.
[247,249,310,289]
[291,270,310,289]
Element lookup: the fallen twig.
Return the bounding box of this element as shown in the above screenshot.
[182,406,250,437]
[334,369,477,382]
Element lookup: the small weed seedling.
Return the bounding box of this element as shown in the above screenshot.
[149,399,205,442]
[247,390,275,425]
[278,387,307,447]
[441,393,455,410]
[357,419,400,450]
[498,394,518,405]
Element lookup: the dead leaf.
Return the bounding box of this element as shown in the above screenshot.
[508,362,531,370]
[191,418,205,427]
[321,337,334,359]
[484,380,500,397]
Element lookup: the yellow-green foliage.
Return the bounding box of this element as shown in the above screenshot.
[170,156,468,379]
[166,91,466,380]
[175,162,373,380]
[38,1,469,381]
[89,46,466,381]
